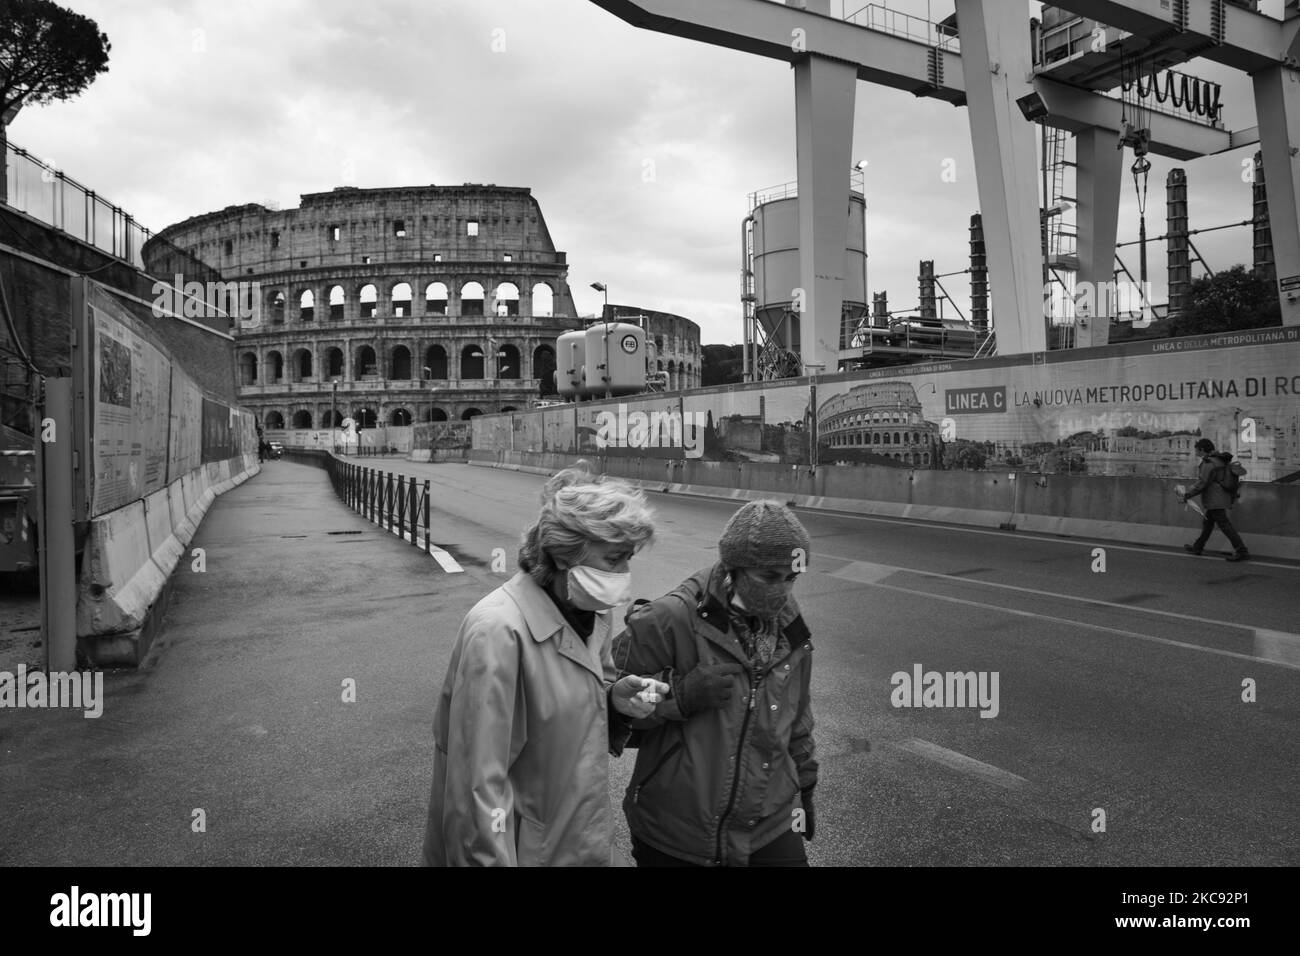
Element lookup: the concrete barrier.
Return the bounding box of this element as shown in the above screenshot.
[77,500,168,660]
[77,455,261,666]
[143,488,185,578]
[468,450,1300,560]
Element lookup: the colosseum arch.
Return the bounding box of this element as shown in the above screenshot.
[667,360,676,391]
[292,410,313,428]
[424,345,448,379]
[354,408,377,429]
[461,281,485,317]
[268,290,286,325]
[391,345,412,380]
[264,411,285,428]
[328,285,346,321]
[355,345,378,379]
[325,347,344,379]
[425,407,448,422]
[498,344,521,379]
[359,283,378,319]
[461,408,483,420]
[389,408,413,426]
[299,290,315,322]
[531,283,554,317]
[461,345,485,380]
[321,410,344,427]
[291,347,313,382]
[534,344,556,394]
[239,351,258,386]
[425,282,449,315]
[493,282,520,317]
[391,282,412,318]
[267,350,284,382]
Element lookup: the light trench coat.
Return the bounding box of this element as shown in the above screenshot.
[422,571,625,866]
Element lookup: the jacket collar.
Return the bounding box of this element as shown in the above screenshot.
[691,563,812,648]
[501,571,608,681]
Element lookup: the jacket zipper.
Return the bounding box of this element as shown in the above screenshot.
[632,740,684,804]
[714,663,760,865]
[712,640,806,865]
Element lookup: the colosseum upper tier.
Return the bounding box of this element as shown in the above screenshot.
[145,184,582,428]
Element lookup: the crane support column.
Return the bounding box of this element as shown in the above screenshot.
[1074,126,1123,347]
[1253,62,1300,328]
[793,51,858,372]
[955,0,1046,355]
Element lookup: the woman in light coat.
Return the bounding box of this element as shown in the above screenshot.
[422,465,666,866]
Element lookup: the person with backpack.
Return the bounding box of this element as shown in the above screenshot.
[611,499,818,866]
[1179,438,1249,562]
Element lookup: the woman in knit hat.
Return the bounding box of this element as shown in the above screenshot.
[422,464,668,866]
[611,499,819,867]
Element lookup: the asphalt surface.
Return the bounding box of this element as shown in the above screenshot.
[1,456,1297,866]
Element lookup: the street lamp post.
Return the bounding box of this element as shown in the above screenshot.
[331,381,338,454]
[590,282,613,399]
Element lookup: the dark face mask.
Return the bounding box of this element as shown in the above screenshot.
[730,570,792,620]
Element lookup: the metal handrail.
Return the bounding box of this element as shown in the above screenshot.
[4,140,221,280]
[844,3,960,52]
[322,454,434,552]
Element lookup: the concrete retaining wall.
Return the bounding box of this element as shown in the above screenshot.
[77,453,261,666]
[469,450,1300,561]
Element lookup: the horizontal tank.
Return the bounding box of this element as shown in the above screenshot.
[751,192,868,350]
[583,322,646,396]
[556,330,587,398]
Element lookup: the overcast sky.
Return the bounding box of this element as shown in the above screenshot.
[8,0,1287,344]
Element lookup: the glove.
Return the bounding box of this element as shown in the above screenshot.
[671,662,744,717]
[799,786,816,842]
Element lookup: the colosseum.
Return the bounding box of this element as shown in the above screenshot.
[817,381,941,467]
[144,184,583,428]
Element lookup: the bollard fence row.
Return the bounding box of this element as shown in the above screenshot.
[324,455,432,553]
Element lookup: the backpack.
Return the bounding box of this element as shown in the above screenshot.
[1213,454,1245,501]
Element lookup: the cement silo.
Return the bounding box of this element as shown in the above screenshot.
[744,182,868,378]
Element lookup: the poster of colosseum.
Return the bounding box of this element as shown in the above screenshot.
[665,327,1300,481]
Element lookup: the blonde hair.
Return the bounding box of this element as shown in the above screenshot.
[517,463,655,587]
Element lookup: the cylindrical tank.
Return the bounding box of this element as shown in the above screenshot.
[556,330,587,398]
[751,192,868,353]
[583,322,646,396]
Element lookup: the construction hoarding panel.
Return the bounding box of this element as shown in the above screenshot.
[475,328,1300,483]
[90,304,172,516]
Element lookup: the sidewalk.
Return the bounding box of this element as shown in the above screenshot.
[0,459,492,866]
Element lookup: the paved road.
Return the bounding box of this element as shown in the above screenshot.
[388,458,1300,866]
[2,456,1296,865]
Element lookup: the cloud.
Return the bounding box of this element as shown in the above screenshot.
[8,0,1273,346]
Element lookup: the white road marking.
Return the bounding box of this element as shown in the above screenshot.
[822,555,1300,648]
[792,507,1298,571]
[826,563,1300,672]
[890,738,1028,791]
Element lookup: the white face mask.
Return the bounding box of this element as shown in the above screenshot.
[566,565,632,611]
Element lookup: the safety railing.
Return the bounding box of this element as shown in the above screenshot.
[321,454,434,553]
[3,139,221,280]
[844,3,960,52]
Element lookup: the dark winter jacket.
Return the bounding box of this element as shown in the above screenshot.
[1184,452,1244,511]
[611,563,817,866]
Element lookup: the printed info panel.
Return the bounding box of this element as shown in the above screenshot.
[91,305,172,516]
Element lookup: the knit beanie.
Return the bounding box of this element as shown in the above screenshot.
[718,500,812,570]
